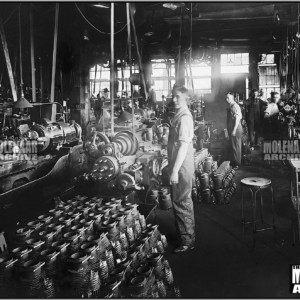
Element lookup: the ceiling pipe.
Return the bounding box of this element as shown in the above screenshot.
[110,2,114,137]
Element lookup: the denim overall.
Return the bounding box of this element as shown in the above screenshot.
[167,107,195,246]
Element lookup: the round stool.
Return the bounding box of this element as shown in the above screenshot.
[241,177,276,248]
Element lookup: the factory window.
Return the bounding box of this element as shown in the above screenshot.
[258,54,280,100]
[185,61,211,94]
[90,64,110,97]
[89,61,139,98]
[151,59,176,101]
[220,53,249,73]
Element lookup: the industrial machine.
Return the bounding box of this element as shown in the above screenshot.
[75,96,213,203]
[0,101,82,193]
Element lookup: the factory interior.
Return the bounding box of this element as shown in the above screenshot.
[0,1,299,298]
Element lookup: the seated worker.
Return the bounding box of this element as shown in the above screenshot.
[264,91,280,139]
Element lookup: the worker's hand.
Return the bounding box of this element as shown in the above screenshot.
[232,130,236,136]
[170,171,179,185]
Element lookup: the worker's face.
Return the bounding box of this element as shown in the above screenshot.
[253,91,259,98]
[273,94,280,103]
[172,90,187,109]
[226,95,233,104]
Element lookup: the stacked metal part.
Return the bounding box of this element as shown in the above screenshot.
[195,159,237,205]
[5,194,181,298]
[0,256,17,298]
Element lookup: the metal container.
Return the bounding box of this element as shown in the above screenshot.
[66,252,90,273]
[19,258,45,299]
[129,276,147,297]
[37,214,53,225]
[39,248,59,278]
[214,189,225,205]
[14,227,33,246]
[212,173,223,190]
[25,238,45,258]
[0,255,17,298]
[201,188,211,204]
[159,194,172,210]
[199,173,210,190]
[52,240,69,270]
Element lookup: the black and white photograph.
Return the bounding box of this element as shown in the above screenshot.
[0,1,299,298]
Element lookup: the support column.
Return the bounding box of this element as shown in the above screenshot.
[249,51,259,91]
[175,54,185,86]
[50,3,59,121]
[0,13,17,102]
[30,5,36,102]
[79,29,90,133]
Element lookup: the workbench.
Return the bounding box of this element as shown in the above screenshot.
[287,159,300,244]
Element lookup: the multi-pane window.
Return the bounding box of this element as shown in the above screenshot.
[258,54,280,99]
[151,59,176,101]
[220,53,249,73]
[90,59,212,100]
[89,61,139,98]
[185,62,211,94]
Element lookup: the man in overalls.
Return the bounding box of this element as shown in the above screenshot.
[168,85,195,253]
[226,92,243,169]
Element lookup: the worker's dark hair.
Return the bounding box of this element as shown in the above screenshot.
[271,91,279,97]
[270,91,279,102]
[172,84,189,94]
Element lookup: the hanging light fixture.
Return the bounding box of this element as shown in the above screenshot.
[93,3,110,8]
[163,3,185,10]
[14,5,33,109]
[143,25,154,36]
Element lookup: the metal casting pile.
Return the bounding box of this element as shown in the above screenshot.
[0,195,182,298]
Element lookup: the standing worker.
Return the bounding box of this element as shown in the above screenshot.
[264,91,280,139]
[94,93,102,123]
[244,89,265,148]
[168,85,195,253]
[148,80,157,109]
[226,92,243,169]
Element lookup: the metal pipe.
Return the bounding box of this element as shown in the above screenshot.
[40,57,44,101]
[110,3,114,137]
[51,3,59,121]
[93,64,97,94]
[30,5,36,102]
[130,8,148,99]
[127,3,135,151]
[0,9,17,102]
[296,3,300,92]
[189,3,194,92]
[177,7,183,83]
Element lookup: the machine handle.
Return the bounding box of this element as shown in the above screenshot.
[124,184,145,191]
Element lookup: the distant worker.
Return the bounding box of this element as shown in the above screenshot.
[226,92,242,169]
[264,91,280,139]
[148,80,157,109]
[244,89,265,148]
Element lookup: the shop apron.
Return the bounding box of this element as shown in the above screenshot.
[168,109,195,246]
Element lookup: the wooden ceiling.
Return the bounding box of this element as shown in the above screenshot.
[0,2,298,63]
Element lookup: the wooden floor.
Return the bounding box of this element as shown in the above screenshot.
[155,148,300,298]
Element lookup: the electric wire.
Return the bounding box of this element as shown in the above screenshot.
[3,5,18,25]
[75,3,127,35]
